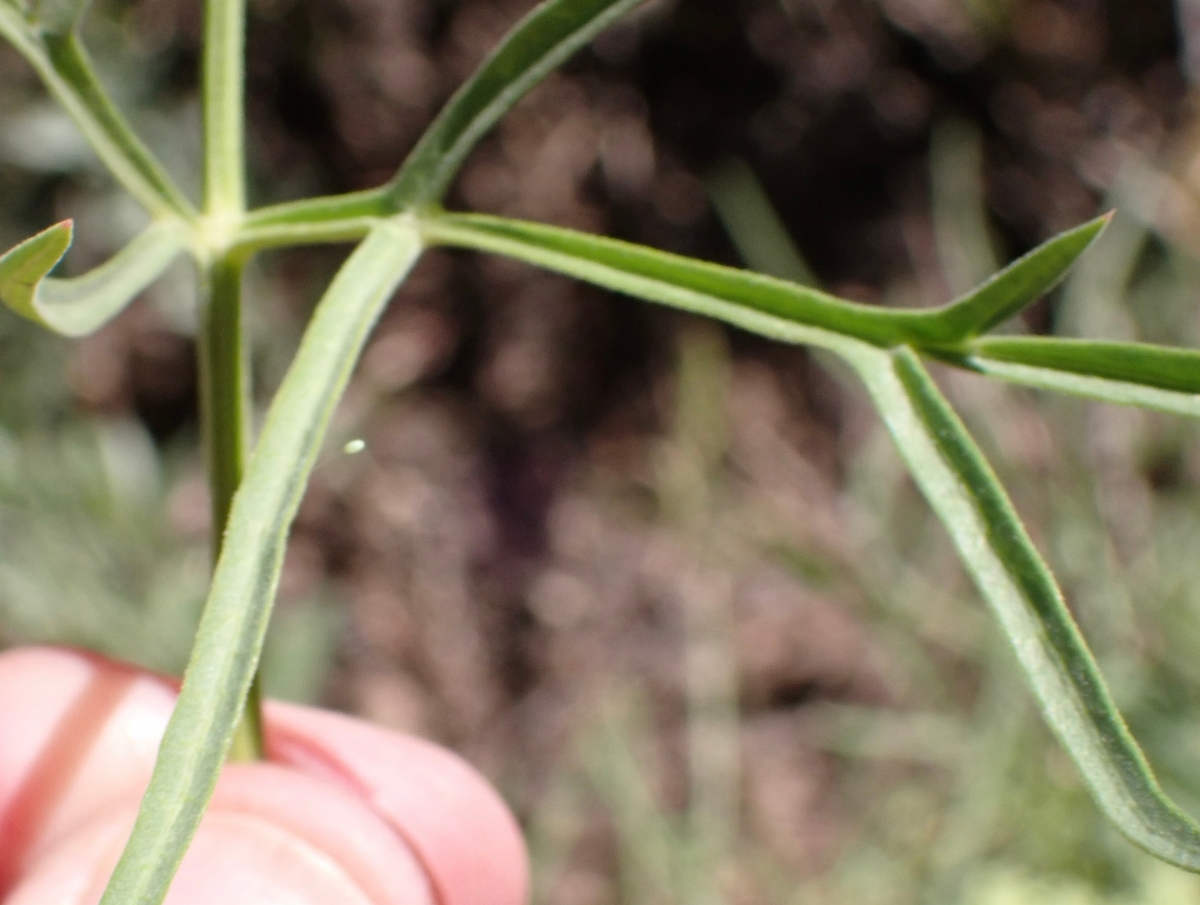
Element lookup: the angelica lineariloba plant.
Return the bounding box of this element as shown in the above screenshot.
[2,0,1200,900]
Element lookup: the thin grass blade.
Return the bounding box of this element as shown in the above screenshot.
[706,157,818,286]
[0,220,188,336]
[843,343,1200,870]
[386,0,647,207]
[96,218,422,905]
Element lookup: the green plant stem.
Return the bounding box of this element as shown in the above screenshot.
[202,0,246,218]
[231,215,384,257]
[97,220,421,905]
[199,0,260,760]
[197,256,263,761]
[243,188,392,230]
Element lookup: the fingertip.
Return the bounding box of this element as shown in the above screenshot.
[210,763,434,905]
[266,702,530,905]
[6,768,434,905]
[0,649,530,905]
[0,647,176,893]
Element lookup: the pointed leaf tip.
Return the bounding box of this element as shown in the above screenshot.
[0,220,74,321]
[0,219,186,337]
[921,213,1111,345]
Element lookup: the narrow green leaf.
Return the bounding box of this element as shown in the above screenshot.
[40,34,195,220]
[843,343,1200,871]
[0,11,196,220]
[0,221,72,311]
[419,212,950,348]
[421,213,1115,353]
[421,206,1200,866]
[921,214,1111,343]
[0,219,186,336]
[971,336,1200,394]
[97,218,422,905]
[421,210,1200,424]
[387,0,647,207]
[240,187,388,233]
[956,337,1200,419]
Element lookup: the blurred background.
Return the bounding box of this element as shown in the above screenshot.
[4,0,1200,902]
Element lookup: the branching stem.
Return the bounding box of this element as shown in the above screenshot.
[198,0,263,759]
[197,255,263,760]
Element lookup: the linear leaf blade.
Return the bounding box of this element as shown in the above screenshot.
[419,212,941,348]
[0,220,73,319]
[240,187,389,235]
[38,34,197,220]
[420,207,1200,865]
[922,214,1111,343]
[963,355,1200,419]
[97,218,422,905]
[970,336,1200,394]
[0,220,187,337]
[844,344,1200,870]
[387,0,647,207]
[0,10,195,219]
[946,336,1200,418]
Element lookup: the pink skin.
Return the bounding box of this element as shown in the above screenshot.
[0,647,529,905]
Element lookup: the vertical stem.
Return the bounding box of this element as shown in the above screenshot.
[202,0,246,217]
[201,260,247,546]
[200,0,259,759]
[198,256,263,761]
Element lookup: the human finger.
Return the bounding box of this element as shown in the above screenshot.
[267,700,530,905]
[0,647,527,905]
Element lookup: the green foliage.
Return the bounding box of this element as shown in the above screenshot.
[415,211,1110,352]
[849,346,1200,871]
[386,0,647,208]
[0,220,187,336]
[2,0,1200,900]
[97,221,422,905]
[965,338,1200,416]
[0,1,194,218]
